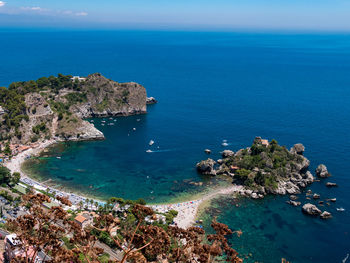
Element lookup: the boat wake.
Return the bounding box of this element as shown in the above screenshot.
[342,253,349,263]
[146,149,174,153]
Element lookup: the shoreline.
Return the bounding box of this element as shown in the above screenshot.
[149,185,243,229]
[4,139,106,209]
[4,139,244,228]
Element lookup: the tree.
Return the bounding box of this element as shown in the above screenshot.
[78,201,84,210]
[94,204,243,263]
[8,194,243,263]
[4,143,11,156]
[0,166,12,185]
[11,172,21,185]
[6,193,103,263]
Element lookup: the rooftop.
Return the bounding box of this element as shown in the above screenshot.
[74,214,88,224]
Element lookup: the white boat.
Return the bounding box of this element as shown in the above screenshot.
[149,140,155,146]
[146,149,153,153]
[137,119,141,122]
[56,157,61,159]
[223,139,227,143]
[133,128,136,131]
[337,207,345,212]
[222,142,229,147]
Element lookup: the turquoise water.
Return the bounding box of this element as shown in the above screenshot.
[1,30,350,262]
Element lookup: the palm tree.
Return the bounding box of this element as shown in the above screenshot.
[89,199,93,210]
[85,199,90,210]
[78,201,83,210]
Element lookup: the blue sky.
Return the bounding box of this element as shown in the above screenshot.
[0,0,350,31]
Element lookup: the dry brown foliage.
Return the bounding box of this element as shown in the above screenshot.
[6,194,243,263]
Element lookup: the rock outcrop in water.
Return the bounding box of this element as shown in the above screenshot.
[316,164,330,178]
[302,203,322,216]
[196,137,316,198]
[146,97,158,104]
[196,158,216,176]
[0,73,154,145]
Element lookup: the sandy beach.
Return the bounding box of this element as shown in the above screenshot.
[5,139,56,178]
[3,140,103,209]
[4,140,243,228]
[149,185,243,229]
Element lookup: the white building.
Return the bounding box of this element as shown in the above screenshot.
[0,106,6,115]
[5,234,51,262]
[71,76,86,82]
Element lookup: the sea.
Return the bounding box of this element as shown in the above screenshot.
[0,29,349,263]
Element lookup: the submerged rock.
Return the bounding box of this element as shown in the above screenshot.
[302,203,322,216]
[287,200,301,206]
[326,182,338,187]
[313,193,320,199]
[204,149,211,154]
[290,195,298,201]
[316,164,330,178]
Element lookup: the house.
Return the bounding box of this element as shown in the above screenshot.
[0,106,6,116]
[261,139,269,147]
[254,137,269,147]
[71,76,86,82]
[230,166,239,172]
[74,212,96,228]
[18,145,31,153]
[4,234,50,262]
[145,214,166,225]
[74,214,90,228]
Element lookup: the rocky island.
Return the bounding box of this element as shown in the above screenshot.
[196,137,315,198]
[0,73,155,146]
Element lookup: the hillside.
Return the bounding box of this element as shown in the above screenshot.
[0,73,151,145]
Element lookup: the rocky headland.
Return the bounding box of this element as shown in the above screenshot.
[0,73,156,145]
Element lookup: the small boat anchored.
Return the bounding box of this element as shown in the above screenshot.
[146,149,153,153]
[149,140,155,146]
[337,207,345,212]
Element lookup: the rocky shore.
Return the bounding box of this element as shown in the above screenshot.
[197,137,327,200]
[0,73,156,145]
[196,137,340,220]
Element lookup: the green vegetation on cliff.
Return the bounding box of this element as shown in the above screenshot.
[0,73,148,145]
[197,137,312,195]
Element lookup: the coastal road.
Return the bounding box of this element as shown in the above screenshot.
[95,241,124,261]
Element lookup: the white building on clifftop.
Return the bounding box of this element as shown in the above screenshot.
[71,76,86,82]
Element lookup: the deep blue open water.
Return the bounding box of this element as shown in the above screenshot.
[0,30,349,262]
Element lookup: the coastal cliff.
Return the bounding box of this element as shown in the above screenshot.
[197,137,315,198]
[0,73,153,145]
